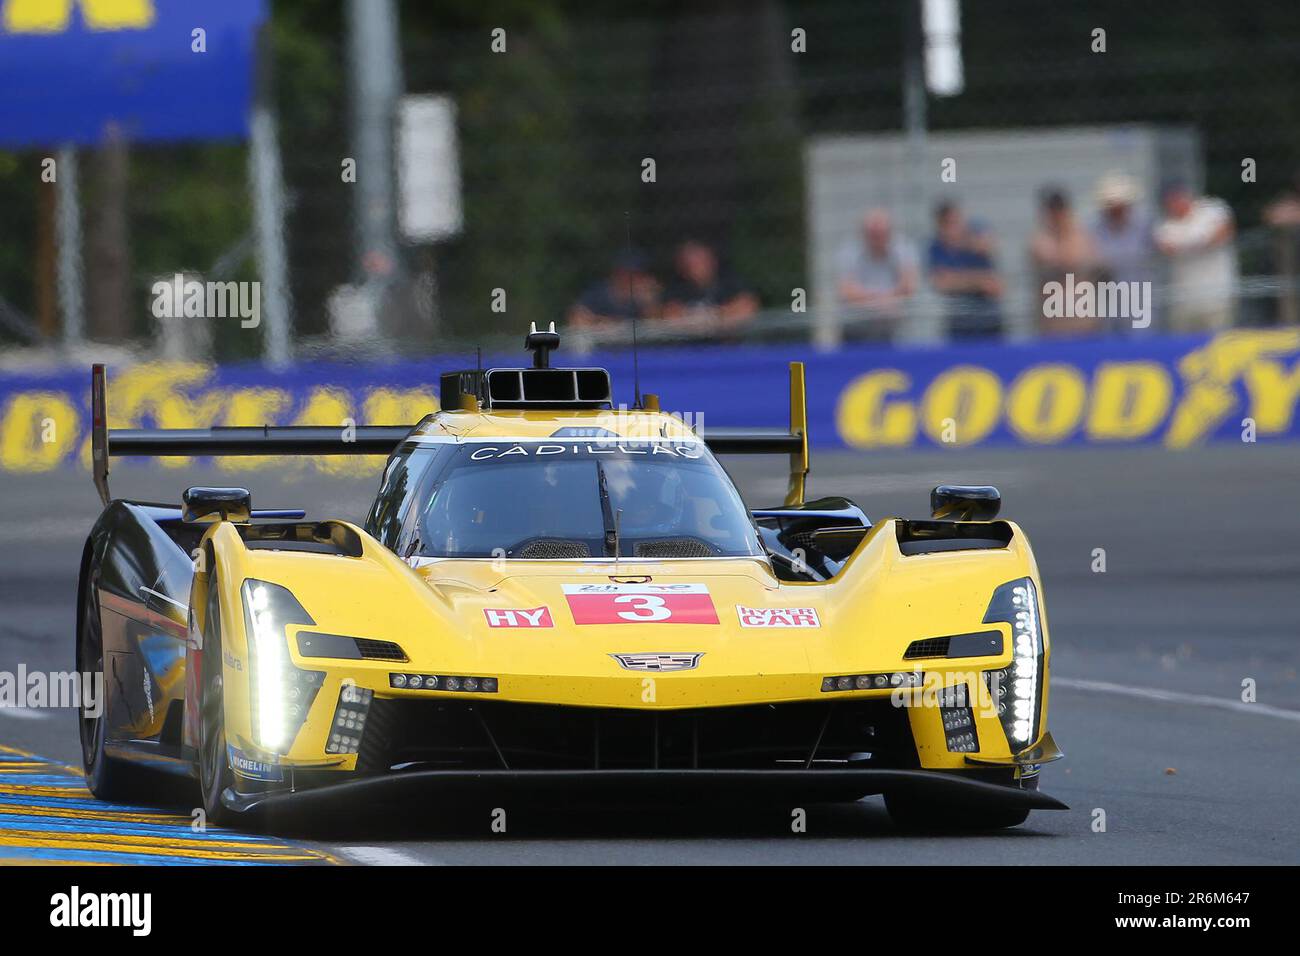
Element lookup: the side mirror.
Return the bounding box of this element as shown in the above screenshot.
[930,485,1001,521]
[183,486,251,524]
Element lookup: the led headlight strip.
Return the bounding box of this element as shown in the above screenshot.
[390,673,498,693]
[240,580,323,753]
[981,577,1044,750]
[821,671,923,693]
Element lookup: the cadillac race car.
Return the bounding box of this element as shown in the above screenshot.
[77,326,1065,829]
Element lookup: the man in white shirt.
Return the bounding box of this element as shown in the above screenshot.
[1154,182,1238,333]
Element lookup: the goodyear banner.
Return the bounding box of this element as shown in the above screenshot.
[2,330,1299,473]
[0,0,265,147]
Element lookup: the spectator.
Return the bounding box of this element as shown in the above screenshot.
[1153,181,1237,332]
[1263,170,1300,325]
[1091,172,1155,289]
[662,240,759,331]
[835,209,918,340]
[1030,186,1099,336]
[1264,170,1300,228]
[568,250,661,329]
[927,201,1003,338]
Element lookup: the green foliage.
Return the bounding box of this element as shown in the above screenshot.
[430,18,602,336]
[0,151,39,320]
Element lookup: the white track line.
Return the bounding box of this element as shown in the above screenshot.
[1054,677,1300,723]
[338,844,432,866]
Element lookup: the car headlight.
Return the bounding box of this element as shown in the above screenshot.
[240,580,324,753]
[982,577,1045,751]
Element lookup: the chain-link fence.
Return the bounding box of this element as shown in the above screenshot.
[2,0,1299,363]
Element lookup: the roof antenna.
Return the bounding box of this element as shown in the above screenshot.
[624,211,642,411]
[475,346,483,405]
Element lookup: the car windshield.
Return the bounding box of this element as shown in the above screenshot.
[406,440,761,559]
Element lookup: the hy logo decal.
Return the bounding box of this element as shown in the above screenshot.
[483,607,553,628]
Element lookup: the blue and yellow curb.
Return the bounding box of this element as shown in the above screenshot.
[0,745,338,865]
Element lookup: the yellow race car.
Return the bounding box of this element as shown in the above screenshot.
[77,326,1064,829]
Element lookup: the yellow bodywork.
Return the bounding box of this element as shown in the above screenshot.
[191,405,1053,781]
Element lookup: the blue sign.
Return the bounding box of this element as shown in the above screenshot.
[1,330,1299,474]
[0,0,266,147]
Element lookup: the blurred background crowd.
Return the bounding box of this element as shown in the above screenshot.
[2,0,1300,364]
[570,171,1300,344]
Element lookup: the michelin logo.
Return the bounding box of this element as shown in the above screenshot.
[227,746,283,782]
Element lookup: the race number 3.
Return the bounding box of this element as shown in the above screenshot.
[613,594,672,621]
[563,584,719,625]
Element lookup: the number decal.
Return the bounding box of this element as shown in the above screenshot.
[563,584,718,625]
[614,594,672,621]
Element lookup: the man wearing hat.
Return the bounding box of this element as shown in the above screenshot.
[1091,172,1156,330]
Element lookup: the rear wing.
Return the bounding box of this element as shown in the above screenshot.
[91,364,417,507]
[91,361,810,506]
[696,361,808,506]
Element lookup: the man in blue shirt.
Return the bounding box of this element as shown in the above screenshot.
[568,250,661,329]
[927,202,1004,339]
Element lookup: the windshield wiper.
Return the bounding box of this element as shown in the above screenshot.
[595,460,618,557]
[403,529,424,559]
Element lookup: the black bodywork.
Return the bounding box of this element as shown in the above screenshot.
[78,502,205,773]
[753,496,872,580]
[78,500,307,776]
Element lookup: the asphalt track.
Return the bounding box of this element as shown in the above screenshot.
[1,444,1297,865]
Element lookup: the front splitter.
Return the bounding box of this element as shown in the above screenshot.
[223,767,1069,816]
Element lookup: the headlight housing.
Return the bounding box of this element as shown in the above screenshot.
[981,577,1045,751]
[240,580,324,754]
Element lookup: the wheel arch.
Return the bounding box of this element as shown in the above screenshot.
[185,523,254,755]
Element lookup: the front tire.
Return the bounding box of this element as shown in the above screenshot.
[198,572,237,826]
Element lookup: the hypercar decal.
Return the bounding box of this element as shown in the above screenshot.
[563,583,719,624]
[736,606,821,628]
[483,606,554,628]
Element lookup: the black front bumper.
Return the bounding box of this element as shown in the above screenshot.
[223,767,1069,815]
[353,696,927,772]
